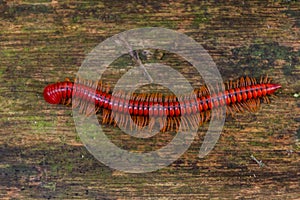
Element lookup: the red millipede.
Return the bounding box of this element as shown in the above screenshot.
[43,76,281,132]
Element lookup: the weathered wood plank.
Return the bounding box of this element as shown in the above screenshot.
[0,0,299,199]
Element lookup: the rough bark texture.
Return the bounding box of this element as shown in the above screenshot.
[0,1,299,199]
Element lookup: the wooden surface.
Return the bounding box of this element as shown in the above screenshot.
[0,1,299,199]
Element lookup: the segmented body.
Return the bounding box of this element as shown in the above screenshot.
[43,76,281,131]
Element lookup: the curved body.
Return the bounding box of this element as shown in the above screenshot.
[44,77,281,117]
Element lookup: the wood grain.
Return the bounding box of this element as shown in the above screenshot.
[0,0,299,199]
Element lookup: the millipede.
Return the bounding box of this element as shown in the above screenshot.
[43,76,281,132]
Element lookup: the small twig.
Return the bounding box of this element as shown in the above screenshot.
[250,155,265,168]
[116,35,153,83]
